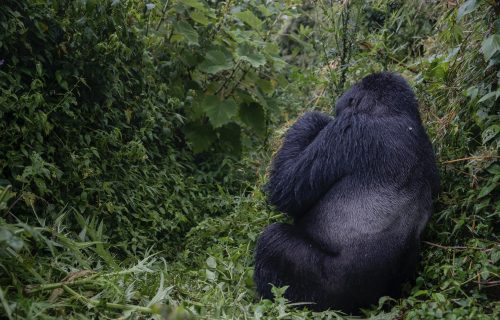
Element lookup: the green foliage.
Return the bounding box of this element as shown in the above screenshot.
[0,0,499,319]
[145,0,290,153]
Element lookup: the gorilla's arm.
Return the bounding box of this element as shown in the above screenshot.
[274,111,332,158]
[267,114,347,217]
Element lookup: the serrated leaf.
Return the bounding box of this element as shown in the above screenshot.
[173,21,199,46]
[456,0,477,22]
[179,0,206,10]
[481,34,500,61]
[264,43,280,56]
[198,50,234,74]
[239,102,265,136]
[184,122,216,153]
[256,78,274,95]
[189,10,210,26]
[202,96,239,128]
[237,43,266,68]
[432,292,446,302]
[219,123,241,155]
[233,10,262,30]
[257,5,272,17]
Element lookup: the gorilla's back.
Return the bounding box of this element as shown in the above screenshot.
[301,176,433,246]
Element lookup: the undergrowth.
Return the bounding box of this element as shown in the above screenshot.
[0,0,498,319]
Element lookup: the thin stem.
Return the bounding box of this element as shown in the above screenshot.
[63,285,158,314]
[442,156,500,164]
[215,61,241,96]
[156,0,170,31]
[25,277,97,294]
[423,241,498,251]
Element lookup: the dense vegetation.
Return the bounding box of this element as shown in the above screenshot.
[0,0,498,319]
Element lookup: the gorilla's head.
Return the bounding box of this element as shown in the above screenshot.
[335,72,420,118]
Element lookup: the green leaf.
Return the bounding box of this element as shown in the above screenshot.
[173,21,199,46]
[239,102,266,136]
[478,181,498,199]
[206,269,216,281]
[202,96,239,128]
[237,43,266,68]
[198,50,234,74]
[257,5,272,17]
[206,256,217,268]
[478,90,499,103]
[456,0,477,22]
[218,123,242,156]
[465,86,479,99]
[256,79,274,95]
[432,292,446,302]
[179,0,206,11]
[233,10,262,30]
[481,34,500,61]
[184,122,217,153]
[189,10,210,26]
[482,124,500,144]
[55,70,68,90]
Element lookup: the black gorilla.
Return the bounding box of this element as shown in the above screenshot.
[254,72,440,313]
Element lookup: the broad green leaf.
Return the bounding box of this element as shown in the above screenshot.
[233,10,262,30]
[184,122,216,153]
[487,164,500,175]
[456,0,477,22]
[190,10,210,26]
[482,124,500,144]
[206,269,216,281]
[198,50,234,74]
[239,102,265,136]
[237,43,266,68]
[481,34,500,61]
[271,56,287,71]
[218,123,242,156]
[173,21,199,46]
[432,292,446,302]
[206,256,217,268]
[55,70,68,90]
[256,79,274,95]
[257,5,272,17]
[202,96,239,128]
[478,90,499,103]
[478,181,498,198]
[465,86,479,99]
[263,43,280,56]
[186,94,206,121]
[179,0,206,11]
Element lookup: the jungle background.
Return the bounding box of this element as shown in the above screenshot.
[0,0,498,319]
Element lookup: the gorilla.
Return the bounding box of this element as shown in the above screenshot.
[254,72,440,313]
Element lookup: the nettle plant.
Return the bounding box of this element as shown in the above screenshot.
[147,0,295,154]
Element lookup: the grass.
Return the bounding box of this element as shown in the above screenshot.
[1,0,499,319]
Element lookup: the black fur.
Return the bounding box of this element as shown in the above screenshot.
[254,72,440,313]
